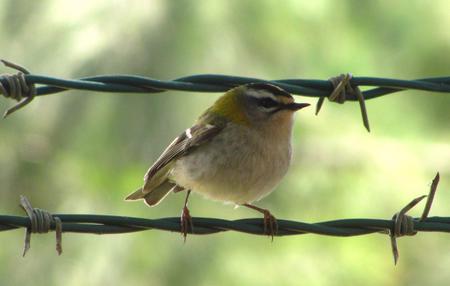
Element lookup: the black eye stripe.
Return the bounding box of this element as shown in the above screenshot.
[258,98,279,108]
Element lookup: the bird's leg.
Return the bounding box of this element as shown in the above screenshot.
[242,203,278,240]
[181,190,193,241]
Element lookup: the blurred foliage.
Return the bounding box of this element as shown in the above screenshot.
[1,0,449,285]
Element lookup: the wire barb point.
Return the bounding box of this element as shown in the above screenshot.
[19,195,63,257]
[421,172,440,221]
[389,172,441,265]
[0,60,36,118]
[315,73,371,132]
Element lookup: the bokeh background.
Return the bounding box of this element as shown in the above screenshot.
[1,1,449,285]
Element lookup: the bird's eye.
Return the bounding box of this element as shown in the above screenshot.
[259,98,279,108]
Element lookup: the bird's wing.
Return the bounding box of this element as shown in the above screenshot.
[142,123,224,192]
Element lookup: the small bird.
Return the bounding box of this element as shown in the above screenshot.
[126,83,309,239]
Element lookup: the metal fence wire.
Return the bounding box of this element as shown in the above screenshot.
[0,174,446,265]
[1,59,450,131]
[1,60,449,264]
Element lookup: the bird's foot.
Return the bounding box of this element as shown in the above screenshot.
[243,204,278,240]
[180,205,193,241]
[262,209,278,241]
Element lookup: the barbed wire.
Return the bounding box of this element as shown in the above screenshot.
[1,59,450,131]
[0,173,446,264]
[1,60,449,263]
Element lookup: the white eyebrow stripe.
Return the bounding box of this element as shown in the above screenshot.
[246,90,279,101]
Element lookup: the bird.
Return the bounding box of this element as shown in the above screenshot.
[125,83,309,239]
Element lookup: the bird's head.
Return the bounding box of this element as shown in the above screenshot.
[205,83,309,128]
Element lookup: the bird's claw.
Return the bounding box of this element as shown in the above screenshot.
[262,210,278,240]
[180,206,193,241]
[242,203,278,240]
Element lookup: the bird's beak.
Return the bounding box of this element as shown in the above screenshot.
[284,102,310,111]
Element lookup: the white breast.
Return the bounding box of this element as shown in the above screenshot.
[170,119,294,204]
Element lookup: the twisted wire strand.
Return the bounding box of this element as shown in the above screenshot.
[0,174,446,264]
[20,74,450,97]
[1,60,450,129]
[2,213,450,235]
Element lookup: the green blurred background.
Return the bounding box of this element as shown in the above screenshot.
[1,0,449,285]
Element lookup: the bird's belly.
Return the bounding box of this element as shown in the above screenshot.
[170,129,291,204]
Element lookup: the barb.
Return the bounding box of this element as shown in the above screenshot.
[1,60,450,129]
[0,60,36,118]
[19,195,62,256]
[390,195,426,265]
[0,174,447,263]
[316,73,370,132]
[389,172,441,264]
[421,172,440,221]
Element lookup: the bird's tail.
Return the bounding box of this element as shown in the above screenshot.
[125,181,176,206]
